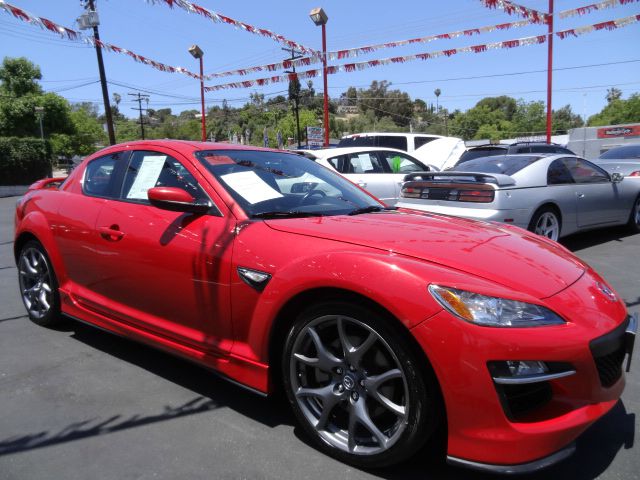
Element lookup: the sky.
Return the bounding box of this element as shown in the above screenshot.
[1,0,639,126]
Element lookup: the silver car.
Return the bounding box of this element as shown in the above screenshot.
[396,154,640,241]
[300,147,431,205]
[594,144,640,177]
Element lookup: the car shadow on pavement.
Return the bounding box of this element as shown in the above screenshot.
[361,400,635,480]
[0,318,294,457]
[561,227,635,252]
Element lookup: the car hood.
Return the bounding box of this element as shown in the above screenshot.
[264,211,586,298]
[412,137,466,170]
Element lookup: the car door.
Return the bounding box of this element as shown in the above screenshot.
[326,151,397,204]
[376,150,431,204]
[55,151,125,288]
[565,158,625,227]
[90,147,235,354]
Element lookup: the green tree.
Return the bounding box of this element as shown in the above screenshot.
[606,87,622,104]
[588,93,640,126]
[0,57,42,96]
[552,105,583,133]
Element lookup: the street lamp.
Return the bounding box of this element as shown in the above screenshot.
[189,44,207,142]
[309,7,329,147]
[34,106,45,140]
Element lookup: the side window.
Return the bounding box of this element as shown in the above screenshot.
[529,145,557,154]
[547,159,574,185]
[121,151,209,203]
[566,158,610,184]
[414,136,436,149]
[513,146,531,154]
[82,152,120,198]
[379,151,428,173]
[328,153,383,174]
[377,136,408,151]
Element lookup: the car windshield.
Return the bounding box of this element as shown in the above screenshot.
[195,149,383,218]
[452,155,541,175]
[599,145,640,159]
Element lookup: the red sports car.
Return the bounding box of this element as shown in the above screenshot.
[14,140,636,473]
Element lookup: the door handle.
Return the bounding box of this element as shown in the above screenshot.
[98,225,125,241]
[577,193,585,198]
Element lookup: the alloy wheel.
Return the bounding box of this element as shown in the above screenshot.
[534,212,560,241]
[18,247,54,319]
[289,315,410,456]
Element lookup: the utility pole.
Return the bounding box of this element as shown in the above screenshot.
[283,47,303,148]
[545,0,554,144]
[79,0,116,145]
[129,92,150,140]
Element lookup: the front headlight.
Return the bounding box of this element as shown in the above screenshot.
[428,285,565,327]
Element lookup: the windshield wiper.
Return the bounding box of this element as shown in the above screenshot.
[252,211,323,219]
[348,206,397,216]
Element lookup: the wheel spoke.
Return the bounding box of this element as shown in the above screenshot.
[296,384,341,431]
[20,255,38,277]
[305,327,343,371]
[337,318,377,368]
[365,369,406,417]
[349,399,388,449]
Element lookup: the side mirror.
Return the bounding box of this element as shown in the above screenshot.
[611,172,624,183]
[147,187,211,214]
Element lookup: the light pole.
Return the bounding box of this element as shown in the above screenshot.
[189,44,207,142]
[78,0,116,145]
[309,7,329,147]
[545,0,554,144]
[34,106,45,140]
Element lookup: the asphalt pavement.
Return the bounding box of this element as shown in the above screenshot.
[0,194,638,480]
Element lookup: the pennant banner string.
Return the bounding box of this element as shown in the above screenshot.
[0,0,201,78]
[144,0,318,55]
[478,0,550,24]
[204,13,640,92]
[559,0,640,18]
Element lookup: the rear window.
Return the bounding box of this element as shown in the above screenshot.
[338,135,408,151]
[599,145,640,159]
[453,155,541,176]
[457,147,507,164]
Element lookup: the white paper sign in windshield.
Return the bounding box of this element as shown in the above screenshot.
[357,153,374,172]
[127,155,167,199]
[220,171,283,204]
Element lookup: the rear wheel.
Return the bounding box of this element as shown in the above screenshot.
[528,207,561,241]
[282,301,440,468]
[628,195,640,233]
[17,240,62,326]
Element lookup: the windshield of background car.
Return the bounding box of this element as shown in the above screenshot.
[195,149,382,217]
[337,136,408,151]
[452,155,541,175]
[457,147,507,164]
[599,145,640,159]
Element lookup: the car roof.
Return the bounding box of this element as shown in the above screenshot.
[340,132,443,139]
[302,146,411,158]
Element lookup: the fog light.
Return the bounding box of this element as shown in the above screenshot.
[507,360,547,377]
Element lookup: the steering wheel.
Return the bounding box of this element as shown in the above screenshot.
[300,189,327,205]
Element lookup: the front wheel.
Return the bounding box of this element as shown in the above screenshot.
[17,240,62,326]
[282,301,440,468]
[528,207,561,241]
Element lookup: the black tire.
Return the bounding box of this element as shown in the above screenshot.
[528,206,561,241]
[17,240,63,327]
[282,301,441,468]
[628,195,640,234]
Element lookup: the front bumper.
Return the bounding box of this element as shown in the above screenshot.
[411,271,634,467]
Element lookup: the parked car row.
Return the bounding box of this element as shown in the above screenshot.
[15,140,637,472]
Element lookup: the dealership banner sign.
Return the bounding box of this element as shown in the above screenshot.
[597,125,640,138]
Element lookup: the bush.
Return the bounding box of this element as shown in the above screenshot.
[0,137,51,185]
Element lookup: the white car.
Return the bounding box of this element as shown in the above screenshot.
[299,147,431,205]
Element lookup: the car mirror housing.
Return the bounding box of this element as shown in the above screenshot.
[611,172,624,183]
[147,187,211,214]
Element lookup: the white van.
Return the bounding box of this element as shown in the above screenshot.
[337,132,443,153]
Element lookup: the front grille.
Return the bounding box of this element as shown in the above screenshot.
[590,317,630,388]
